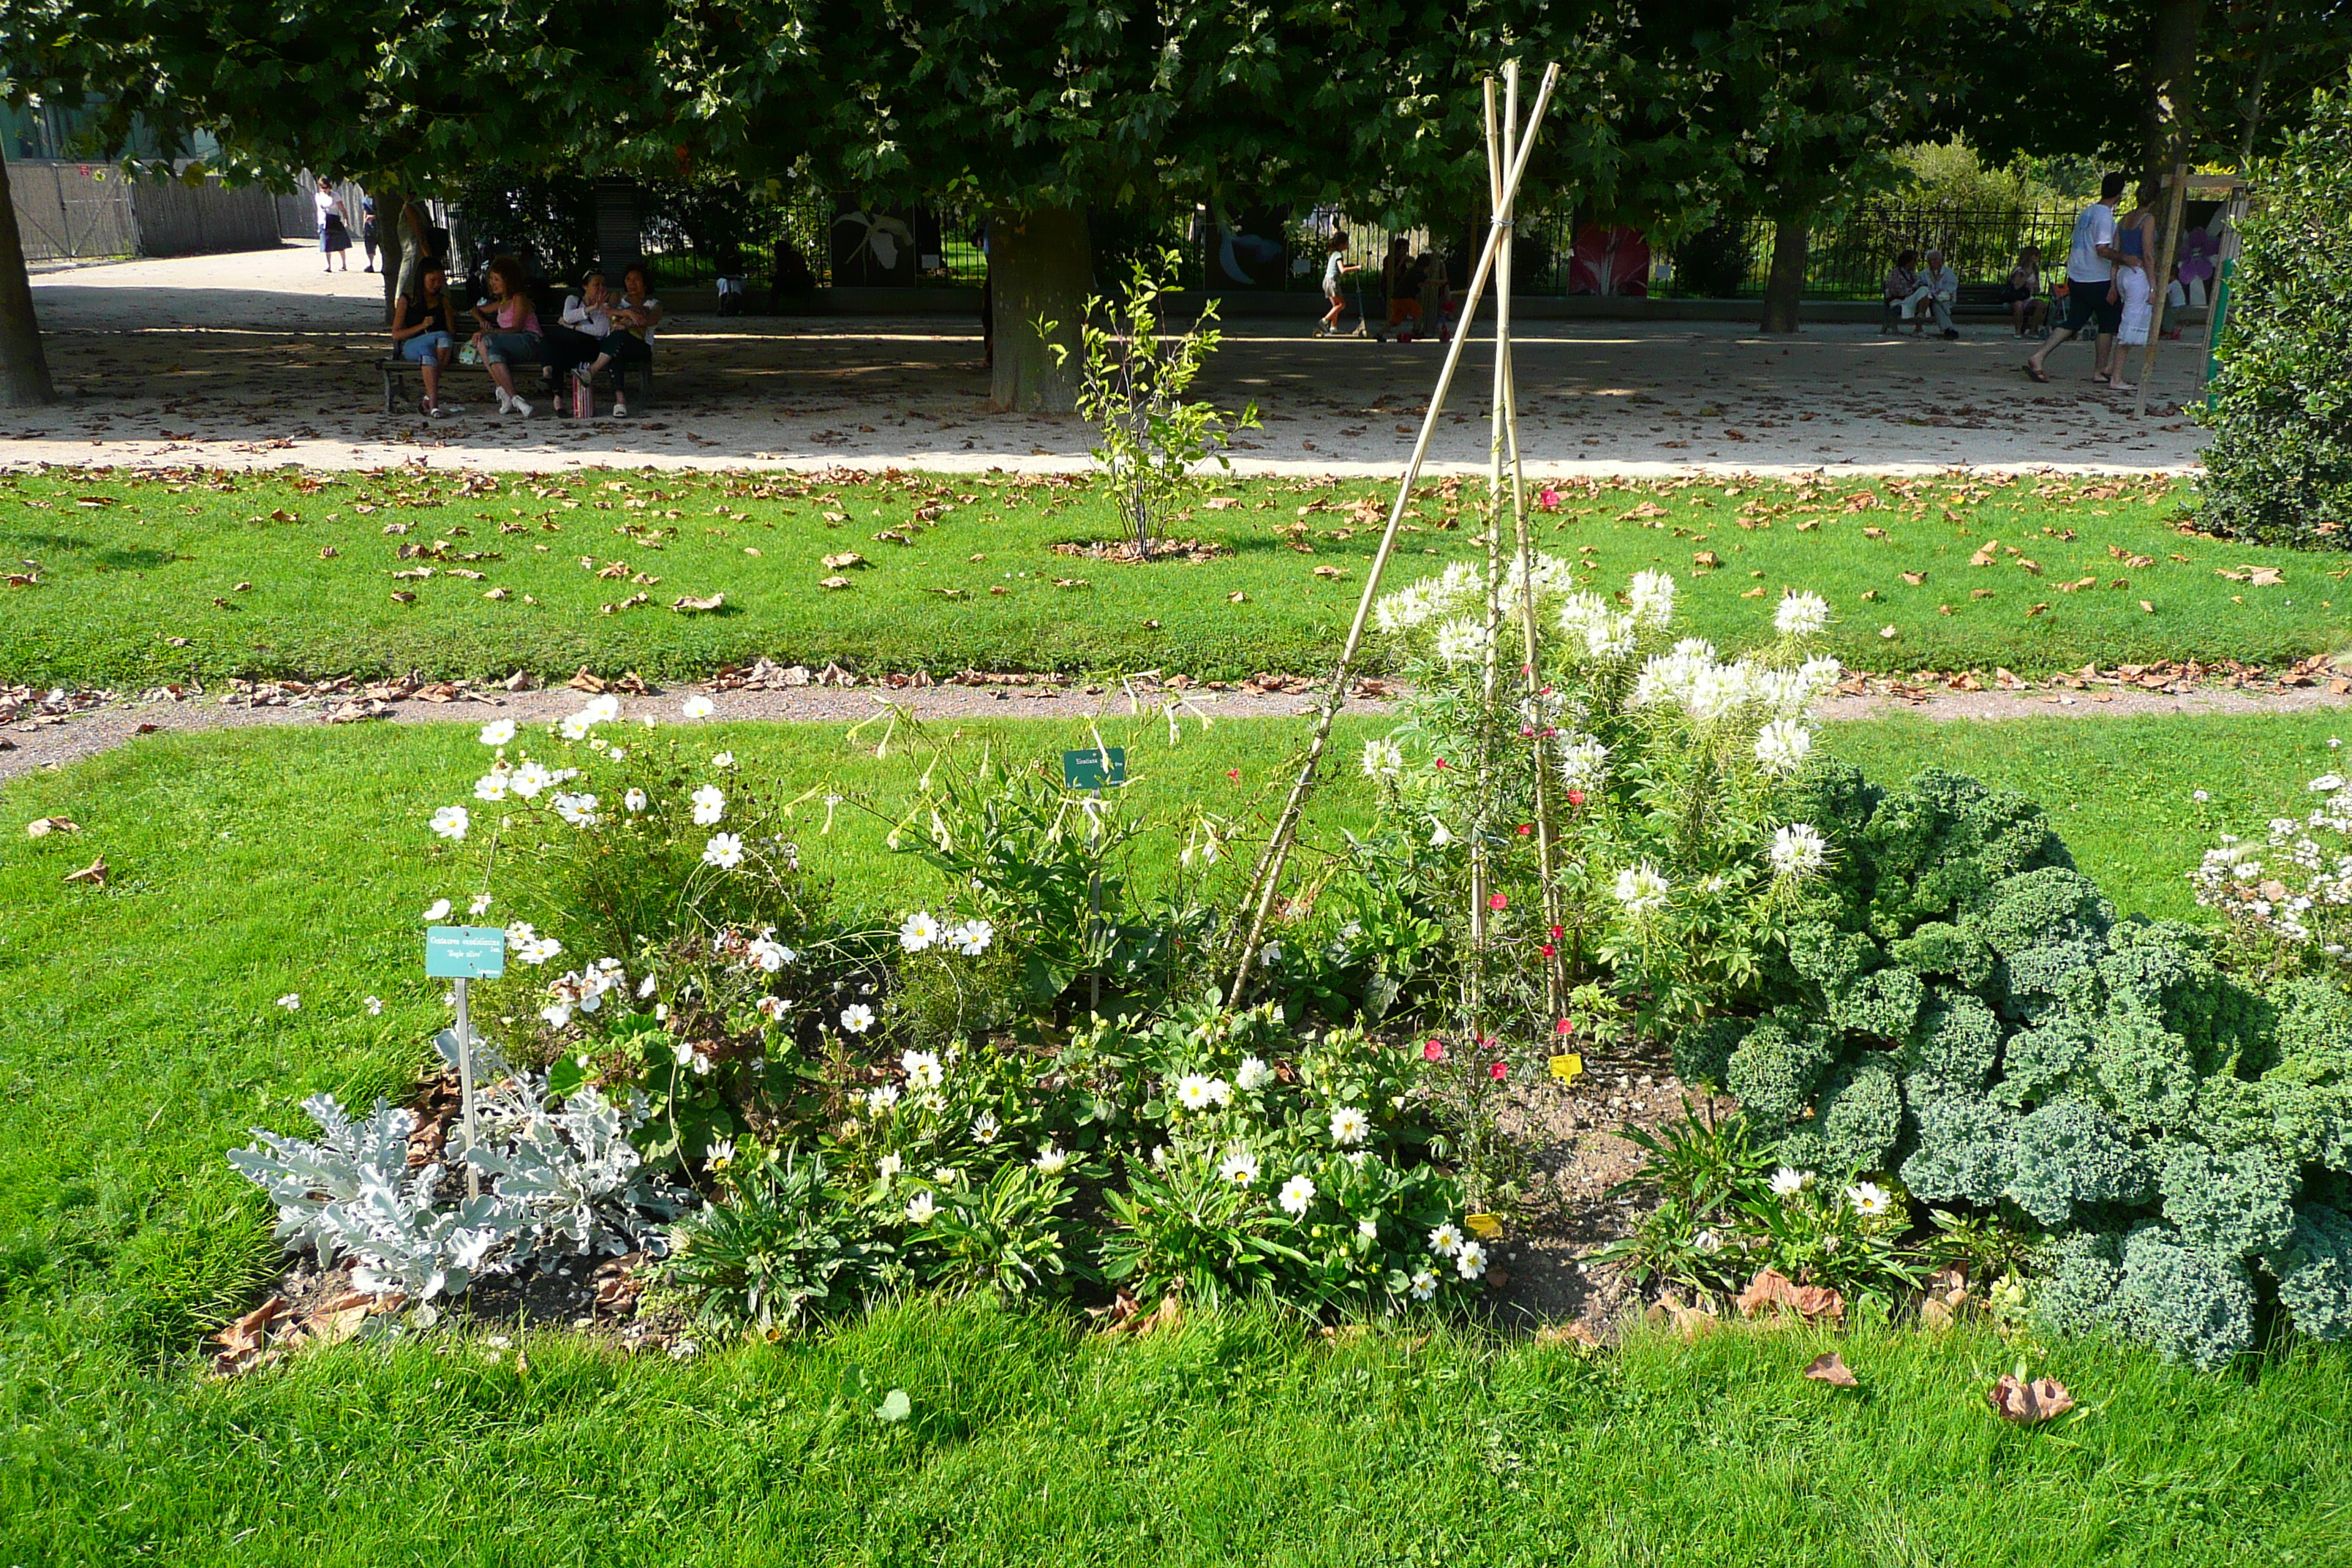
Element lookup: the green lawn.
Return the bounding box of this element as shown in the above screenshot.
[3,709,2348,1564]
[6,466,2337,690]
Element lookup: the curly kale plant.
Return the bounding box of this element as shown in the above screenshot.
[1674,764,2352,1368]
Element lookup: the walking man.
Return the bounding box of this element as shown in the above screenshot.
[2027,171,2127,383]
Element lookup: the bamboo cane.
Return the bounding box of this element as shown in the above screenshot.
[1225,61,1559,1008]
[2132,165,2190,419]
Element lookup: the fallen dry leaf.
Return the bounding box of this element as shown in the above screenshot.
[483,587,510,601]
[1692,550,1720,568]
[1879,625,1899,639]
[1986,1372,2074,1424]
[1536,1322,1602,1350]
[2027,602,2050,617]
[2139,600,2155,613]
[318,546,339,560]
[1803,1352,1858,1387]
[1228,591,1249,603]
[1862,527,1887,540]
[568,667,608,693]
[821,551,867,570]
[1312,565,1348,579]
[1737,1268,1847,1323]
[2018,558,2041,575]
[672,592,725,613]
[388,590,415,605]
[1901,571,1926,586]
[25,816,79,837]
[1970,540,1999,566]
[818,576,853,590]
[212,1294,287,1371]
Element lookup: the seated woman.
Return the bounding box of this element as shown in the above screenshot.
[578,263,662,418]
[2001,246,2049,337]
[1882,250,1918,333]
[538,270,614,413]
[467,256,543,417]
[390,262,461,418]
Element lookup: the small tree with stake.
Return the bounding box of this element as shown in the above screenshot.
[1050,249,1259,558]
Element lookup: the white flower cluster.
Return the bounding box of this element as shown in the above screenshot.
[899,910,995,956]
[506,921,563,966]
[1627,642,1841,728]
[557,693,622,741]
[2192,775,2352,957]
[1425,1221,1488,1280]
[1768,823,1828,879]
[1372,555,1579,637]
[542,958,625,1029]
[1362,739,1406,780]
[1175,1072,1233,1112]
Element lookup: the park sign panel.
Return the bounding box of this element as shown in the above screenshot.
[425,926,507,979]
[1061,747,1127,791]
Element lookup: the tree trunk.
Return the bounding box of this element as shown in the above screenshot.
[2139,0,2209,195]
[0,154,57,407]
[987,204,1090,414]
[1760,219,1809,333]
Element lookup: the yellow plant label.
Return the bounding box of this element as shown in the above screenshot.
[1464,1213,1503,1240]
[1549,1053,1584,1082]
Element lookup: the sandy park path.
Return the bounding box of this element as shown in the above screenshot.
[7,243,2209,478]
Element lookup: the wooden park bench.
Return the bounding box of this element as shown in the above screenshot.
[379,352,654,417]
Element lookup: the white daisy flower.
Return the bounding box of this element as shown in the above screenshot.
[1409,1269,1439,1301]
[899,1049,942,1088]
[877,1153,903,1178]
[1770,1166,1810,1197]
[1033,1145,1070,1176]
[509,761,554,799]
[552,791,600,827]
[1428,1222,1465,1257]
[1845,1181,1892,1218]
[951,919,994,956]
[1455,1240,1490,1280]
[276,993,300,1011]
[1175,1074,1214,1112]
[1328,1106,1371,1145]
[711,751,735,769]
[1278,1174,1317,1216]
[473,771,510,803]
[625,788,648,812]
[905,1191,937,1225]
[1216,1147,1261,1188]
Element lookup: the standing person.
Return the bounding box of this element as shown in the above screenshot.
[390,262,461,418]
[577,263,661,418]
[467,256,542,417]
[539,270,614,415]
[1901,248,1961,339]
[2001,246,2048,336]
[313,181,340,271]
[2107,245,2155,394]
[1318,232,1358,336]
[360,196,379,274]
[2026,170,2127,384]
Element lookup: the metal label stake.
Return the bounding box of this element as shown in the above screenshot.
[426,924,507,1199]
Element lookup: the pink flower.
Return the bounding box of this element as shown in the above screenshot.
[1488,892,1508,911]
[1541,943,1556,957]
[1422,1039,1447,1063]
[1538,487,1561,512]
[1567,788,1586,809]
[1515,823,1533,837]
[1556,1018,1575,1036]
[1550,924,1564,941]
[1488,1060,1509,1082]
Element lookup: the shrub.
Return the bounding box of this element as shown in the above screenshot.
[2196,80,2352,548]
[2113,1224,2260,1371]
[2269,1203,2352,1340]
[661,1149,890,1332]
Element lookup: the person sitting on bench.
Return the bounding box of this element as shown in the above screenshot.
[540,270,615,414]
[391,262,462,418]
[1900,248,1961,339]
[468,256,543,418]
[2000,246,2049,337]
[1882,250,1918,331]
[577,263,661,418]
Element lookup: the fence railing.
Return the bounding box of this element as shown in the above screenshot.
[7,158,284,261]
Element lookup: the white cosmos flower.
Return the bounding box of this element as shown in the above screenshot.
[951,919,994,956]
[701,832,745,870]
[746,936,789,972]
[840,1003,876,1034]
[625,788,647,813]
[1557,736,1610,791]
[905,1191,937,1225]
[1236,1056,1274,1091]
[469,892,492,916]
[1329,1106,1371,1146]
[690,784,725,826]
[1278,1174,1317,1216]
[429,804,470,841]
[1428,1222,1465,1257]
[1217,1148,1261,1188]
[1770,823,1828,879]
[1176,1074,1214,1112]
[2312,774,2347,794]
[363,996,383,1016]
[509,761,554,799]
[1627,569,1676,626]
[1613,863,1670,916]
[473,771,510,803]
[1362,739,1405,779]
[276,993,301,1011]
[706,752,732,769]
[681,696,715,720]
[1033,1145,1069,1175]
[900,1049,942,1088]
[1455,1241,1489,1279]
[1846,1180,1892,1217]
[423,898,452,921]
[1754,718,1813,777]
[552,791,600,827]
[478,719,516,747]
[1770,1166,1810,1196]
[1775,591,1831,637]
[1409,1269,1439,1301]
[899,911,943,951]
[557,711,596,742]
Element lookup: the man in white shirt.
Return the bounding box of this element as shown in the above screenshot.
[1901,249,1961,338]
[2027,170,2127,384]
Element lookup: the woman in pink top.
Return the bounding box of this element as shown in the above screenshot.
[468,256,544,416]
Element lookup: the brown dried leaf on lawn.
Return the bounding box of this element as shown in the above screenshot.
[568,667,608,693]
[2139,600,2155,613]
[26,816,79,836]
[1901,571,1926,586]
[1203,496,1241,510]
[1313,565,1348,579]
[1862,527,1887,540]
[821,551,867,570]
[1052,578,1090,589]
[63,855,110,887]
[213,1294,287,1370]
[671,592,725,614]
[1986,1373,2075,1424]
[818,576,853,591]
[1228,591,1249,603]
[1618,501,1670,521]
[1970,540,1999,566]
[1692,550,1720,568]
[1803,1352,1858,1387]
[1536,1322,1602,1350]
[2027,603,2050,617]
[483,587,510,601]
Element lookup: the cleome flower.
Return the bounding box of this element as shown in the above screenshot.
[899,911,943,951]
[1278,1174,1317,1217]
[1612,863,1670,916]
[1432,617,1491,667]
[1774,590,1831,638]
[1754,718,1814,778]
[1627,569,1676,627]
[1768,823,1828,879]
[1556,735,1610,791]
[1217,1147,1261,1188]
[701,832,745,870]
[1362,738,1406,779]
[1328,1106,1371,1146]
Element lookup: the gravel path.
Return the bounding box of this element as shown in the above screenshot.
[10,668,2351,788]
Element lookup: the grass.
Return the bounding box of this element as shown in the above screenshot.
[6,1297,2348,1566]
[4,709,2349,1563]
[6,465,2338,690]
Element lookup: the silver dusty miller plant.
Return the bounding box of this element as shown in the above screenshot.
[230,1082,685,1317]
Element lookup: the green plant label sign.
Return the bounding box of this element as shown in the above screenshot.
[425,926,508,979]
[1061,747,1128,791]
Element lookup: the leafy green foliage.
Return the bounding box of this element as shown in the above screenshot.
[2114,1224,2261,1373]
[661,1149,889,1332]
[2198,81,2352,549]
